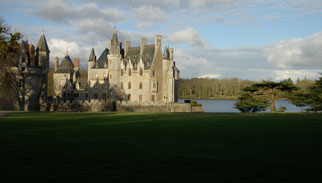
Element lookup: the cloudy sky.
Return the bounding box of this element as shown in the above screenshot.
[1,0,322,81]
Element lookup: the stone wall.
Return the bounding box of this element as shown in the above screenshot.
[117,103,192,112]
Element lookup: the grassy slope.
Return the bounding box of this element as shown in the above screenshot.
[0,112,322,183]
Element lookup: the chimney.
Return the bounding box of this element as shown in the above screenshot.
[169,48,174,60]
[155,35,162,48]
[93,55,96,64]
[55,57,59,71]
[74,58,80,70]
[140,38,147,55]
[29,44,36,65]
[124,40,131,57]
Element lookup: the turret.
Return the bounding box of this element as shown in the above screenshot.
[36,33,50,69]
[109,28,121,55]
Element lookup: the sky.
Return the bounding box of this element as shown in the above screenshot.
[1,0,322,81]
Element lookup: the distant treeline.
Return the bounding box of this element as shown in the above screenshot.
[178,78,314,100]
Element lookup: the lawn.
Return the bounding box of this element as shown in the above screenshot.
[0,112,322,183]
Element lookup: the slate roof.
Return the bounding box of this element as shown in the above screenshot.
[163,46,170,60]
[36,33,50,52]
[124,45,155,70]
[92,48,109,69]
[55,55,74,73]
[141,45,155,69]
[88,48,95,61]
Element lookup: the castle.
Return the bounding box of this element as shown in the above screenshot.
[53,29,180,107]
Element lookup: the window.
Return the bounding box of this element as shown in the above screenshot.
[120,82,123,89]
[94,84,98,89]
[94,93,98,99]
[128,94,131,101]
[139,95,142,101]
[103,93,107,99]
[153,70,155,76]
[153,82,156,88]
[140,68,143,76]
[63,93,66,98]
[128,82,131,89]
[86,94,88,99]
[139,82,143,89]
[129,69,131,76]
[121,69,123,76]
[110,74,112,79]
[152,95,155,102]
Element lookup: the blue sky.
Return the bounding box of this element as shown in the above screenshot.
[1,0,322,80]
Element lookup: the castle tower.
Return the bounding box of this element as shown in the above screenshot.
[36,33,50,105]
[88,48,96,76]
[108,28,122,100]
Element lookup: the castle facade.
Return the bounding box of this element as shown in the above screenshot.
[53,30,180,105]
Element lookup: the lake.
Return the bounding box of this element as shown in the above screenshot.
[178,99,307,113]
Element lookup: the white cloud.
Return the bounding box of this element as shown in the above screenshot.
[199,74,221,79]
[166,27,210,49]
[274,70,322,81]
[36,0,125,23]
[267,32,322,69]
[48,38,92,68]
[133,5,168,22]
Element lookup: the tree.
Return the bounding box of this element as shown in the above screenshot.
[291,75,322,112]
[234,92,269,112]
[0,18,27,110]
[235,80,297,112]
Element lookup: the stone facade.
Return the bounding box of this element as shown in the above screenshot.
[53,29,180,107]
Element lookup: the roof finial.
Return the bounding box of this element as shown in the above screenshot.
[114,25,117,33]
[41,18,45,35]
[66,47,69,56]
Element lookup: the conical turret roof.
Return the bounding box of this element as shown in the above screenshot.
[37,33,50,52]
[55,52,74,73]
[88,48,96,61]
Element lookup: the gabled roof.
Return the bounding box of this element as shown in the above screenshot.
[36,33,50,52]
[88,48,95,61]
[55,54,74,73]
[93,48,108,69]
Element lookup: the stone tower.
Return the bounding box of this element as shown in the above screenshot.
[107,28,122,100]
[36,33,50,105]
[88,48,96,77]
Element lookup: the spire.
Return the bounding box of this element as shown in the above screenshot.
[36,33,50,52]
[163,46,170,60]
[88,48,96,61]
[66,48,69,56]
[112,27,118,43]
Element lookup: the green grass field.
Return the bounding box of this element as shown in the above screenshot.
[1,112,322,183]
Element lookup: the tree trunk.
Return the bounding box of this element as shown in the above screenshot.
[270,89,276,112]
